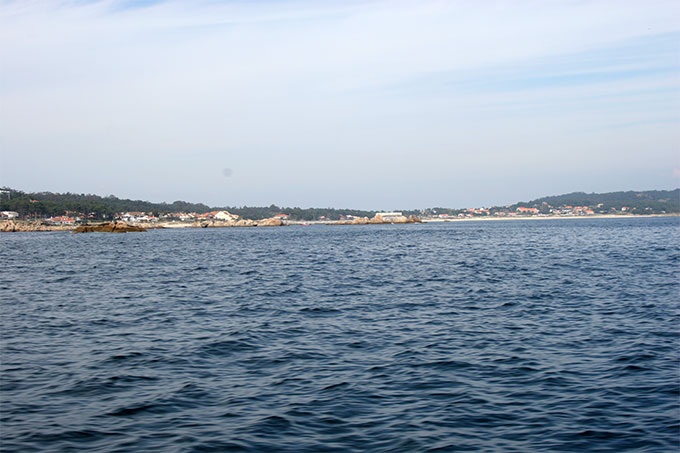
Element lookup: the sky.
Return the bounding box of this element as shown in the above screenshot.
[1,0,679,210]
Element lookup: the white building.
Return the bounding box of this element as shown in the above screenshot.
[376,212,403,221]
[214,211,239,221]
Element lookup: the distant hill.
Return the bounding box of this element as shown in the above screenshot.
[524,189,679,205]
[515,190,679,214]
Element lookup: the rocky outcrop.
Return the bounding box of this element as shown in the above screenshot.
[391,215,411,224]
[73,221,146,233]
[1,220,18,232]
[328,214,422,226]
[256,218,284,227]
[369,214,422,224]
[330,217,371,225]
[196,220,225,228]
[0,220,74,232]
[194,219,258,228]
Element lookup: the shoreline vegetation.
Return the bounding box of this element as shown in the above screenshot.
[1,213,677,233]
[1,187,678,232]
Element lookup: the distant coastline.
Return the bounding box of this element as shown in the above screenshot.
[1,187,678,231]
[1,213,677,233]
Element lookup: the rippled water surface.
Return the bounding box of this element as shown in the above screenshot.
[2,218,679,452]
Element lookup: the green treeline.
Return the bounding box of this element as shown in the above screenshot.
[0,188,211,219]
[227,205,375,221]
[1,187,678,220]
[0,188,375,220]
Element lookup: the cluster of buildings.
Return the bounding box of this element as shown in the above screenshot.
[44,216,78,225]
[117,210,242,223]
[1,203,646,225]
[2,210,100,224]
[466,208,491,216]
[548,205,595,216]
[429,204,605,219]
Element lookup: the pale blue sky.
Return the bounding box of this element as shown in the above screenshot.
[1,0,678,209]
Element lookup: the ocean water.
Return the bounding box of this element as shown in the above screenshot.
[1,218,678,452]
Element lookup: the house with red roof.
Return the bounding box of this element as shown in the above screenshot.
[516,207,539,214]
[46,216,76,225]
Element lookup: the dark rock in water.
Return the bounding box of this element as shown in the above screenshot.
[73,221,146,233]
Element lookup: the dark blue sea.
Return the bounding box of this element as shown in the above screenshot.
[1,218,679,452]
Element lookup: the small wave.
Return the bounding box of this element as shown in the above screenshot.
[104,351,144,363]
[25,429,124,443]
[199,339,259,357]
[108,374,157,383]
[251,415,293,431]
[299,306,341,315]
[614,353,656,362]
[52,374,158,397]
[107,403,155,416]
[278,350,329,361]
[321,382,350,391]
[411,359,474,370]
[571,429,621,439]
[501,301,518,307]
[346,340,368,349]
[622,364,649,372]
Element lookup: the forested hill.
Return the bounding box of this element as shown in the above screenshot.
[516,190,679,213]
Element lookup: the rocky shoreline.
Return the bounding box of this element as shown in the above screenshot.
[186,218,285,228]
[5,214,668,233]
[1,220,75,233]
[1,212,426,232]
[0,218,288,233]
[0,214,421,233]
[326,214,421,225]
